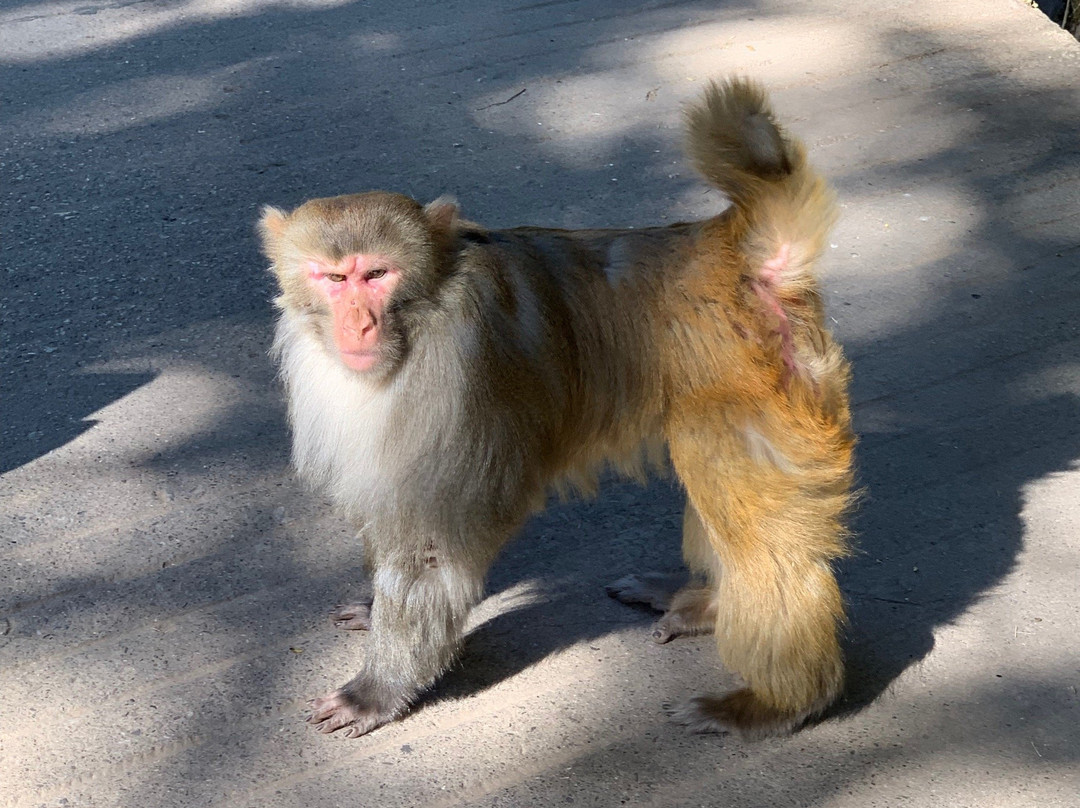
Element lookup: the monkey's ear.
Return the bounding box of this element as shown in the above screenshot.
[424,196,460,233]
[258,205,289,248]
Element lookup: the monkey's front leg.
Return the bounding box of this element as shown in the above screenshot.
[308,558,485,738]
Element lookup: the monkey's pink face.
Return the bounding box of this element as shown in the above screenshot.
[306,255,402,372]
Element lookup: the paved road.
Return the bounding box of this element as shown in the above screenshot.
[2,1,1078,806]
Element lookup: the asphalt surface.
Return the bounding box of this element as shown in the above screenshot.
[2,1,1078,806]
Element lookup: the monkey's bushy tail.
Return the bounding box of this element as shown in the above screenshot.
[685,78,836,300]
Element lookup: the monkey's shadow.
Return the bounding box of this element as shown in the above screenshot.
[420,474,687,705]
[834,389,1080,719]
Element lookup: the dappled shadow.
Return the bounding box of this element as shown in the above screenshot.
[466,672,1080,806]
[2,0,1078,806]
[826,25,1080,717]
[1,370,156,472]
[428,476,685,703]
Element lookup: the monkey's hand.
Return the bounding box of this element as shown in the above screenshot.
[306,683,405,738]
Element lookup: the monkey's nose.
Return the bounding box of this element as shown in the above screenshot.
[347,309,376,338]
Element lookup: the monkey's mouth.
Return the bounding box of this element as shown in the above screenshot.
[340,350,379,372]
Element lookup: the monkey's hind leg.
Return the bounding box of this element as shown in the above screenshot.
[667,409,853,739]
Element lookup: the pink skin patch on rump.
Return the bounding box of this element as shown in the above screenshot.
[306,255,400,372]
[749,244,799,381]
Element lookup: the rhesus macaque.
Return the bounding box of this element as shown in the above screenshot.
[260,78,854,740]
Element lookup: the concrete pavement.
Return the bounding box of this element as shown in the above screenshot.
[2,0,1078,805]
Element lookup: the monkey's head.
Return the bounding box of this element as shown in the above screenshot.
[259,192,460,379]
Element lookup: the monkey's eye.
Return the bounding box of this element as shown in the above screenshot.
[325,273,347,283]
[365,268,388,281]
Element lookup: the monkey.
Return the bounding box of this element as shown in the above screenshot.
[259,77,855,740]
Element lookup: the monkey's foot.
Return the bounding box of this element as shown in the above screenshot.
[605,573,682,612]
[649,594,716,644]
[330,600,373,631]
[666,690,821,740]
[307,688,399,738]
[607,574,715,644]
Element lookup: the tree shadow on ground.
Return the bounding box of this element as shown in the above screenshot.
[3,2,1078,806]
